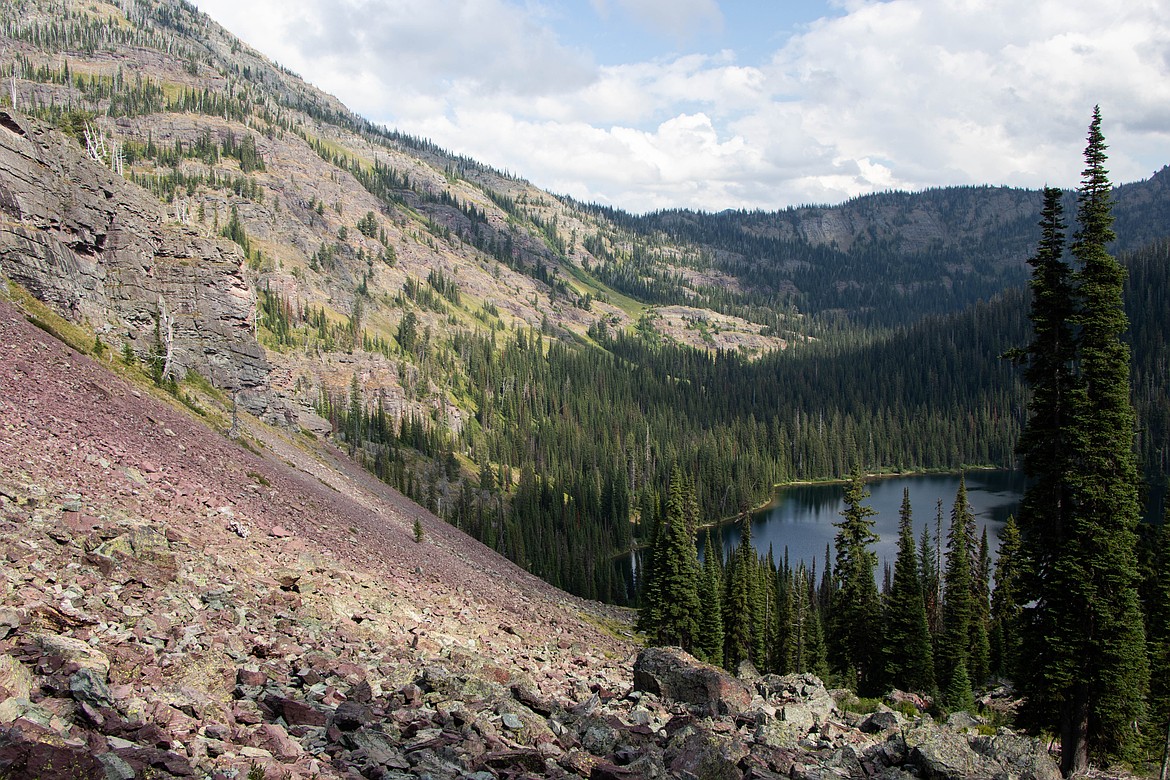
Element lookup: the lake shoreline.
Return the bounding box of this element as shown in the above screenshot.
[618,467,1018,561]
[701,464,1012,531]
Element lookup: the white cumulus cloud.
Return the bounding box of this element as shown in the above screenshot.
[591,0,723,40]
[194,0,1170,213]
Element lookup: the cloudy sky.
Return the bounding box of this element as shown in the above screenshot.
[191,0,1170,214]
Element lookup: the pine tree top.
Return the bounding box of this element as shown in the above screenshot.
[1074,105,1116,249]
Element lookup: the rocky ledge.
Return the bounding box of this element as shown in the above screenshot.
[0,635,1061,780]
[0,111,268,391]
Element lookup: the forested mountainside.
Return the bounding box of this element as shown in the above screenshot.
[1,0,1167,606]
[614,169,1170,326]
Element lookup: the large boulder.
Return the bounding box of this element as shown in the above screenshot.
[0,726,107,780]
[0,656,32,701]
[632,647,753,716]
[32,633,110,678]
[665,723,748,780]
[904,723,1060,780]
[906,727,982,779]
[757,673,837,730]
[970,731,1061,780]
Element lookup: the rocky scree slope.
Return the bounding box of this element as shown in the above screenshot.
[0,297,1066,779]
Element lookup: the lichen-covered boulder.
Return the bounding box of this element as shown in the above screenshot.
[633,647,753,716]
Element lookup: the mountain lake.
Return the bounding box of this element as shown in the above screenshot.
[716,470,1026,575]
[620,470,1026,592]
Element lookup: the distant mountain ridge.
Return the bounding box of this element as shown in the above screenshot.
[3,0,1168,340]
[622,167,1170,325]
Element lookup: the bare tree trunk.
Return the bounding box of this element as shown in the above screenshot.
[1160,715,1170,780]
[158,296,175,382]
[1060,685,1090,777]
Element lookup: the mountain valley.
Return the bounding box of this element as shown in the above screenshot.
[1,1,1170,777]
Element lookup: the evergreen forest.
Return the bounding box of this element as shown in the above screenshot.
[635,110,1170,774]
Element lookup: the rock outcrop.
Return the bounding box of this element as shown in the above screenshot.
[633,647,754,716]
[0,111,268,390]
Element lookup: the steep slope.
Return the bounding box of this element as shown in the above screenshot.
[0,286,1070,780]
[0,288,636,777]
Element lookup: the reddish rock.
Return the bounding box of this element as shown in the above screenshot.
[332,700,372,732]
[632,647,753,716]
[112,746,195,777]
[60,512,101,534]
[232,701,264,726]
[253,723,303,763]
[349,679,373,703]
[237,668,267,687]
[0,731,107,779]
[203,723,231,742]
[273,698,327,727]
[401,683,423,706]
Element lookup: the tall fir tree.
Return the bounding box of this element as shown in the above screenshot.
[774,558,795,673]
[1015,182,1080,749]
[696,529,725,666]
[790,562,830,678]
[749,549,772,670]
[1139,516,1170,759]
[1017,108,1149,774]
[884,488,936,693]
[938,477,975,711]
[805,582,831,679]
[829,468,883,694]
[969,527,992,687]
[919,523,941,653]
[724,516,754,669]
[637,489,664,634]
[989,515,1023,679]
[647,468,703,651]
[818,542,834,615]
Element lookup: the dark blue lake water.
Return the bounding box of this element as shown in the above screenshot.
[716,470,1026,574]
[620,471,1026,595]
[619,471,1162,598]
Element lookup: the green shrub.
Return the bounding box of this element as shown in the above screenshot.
[892,700,920,718]
[841,696,882,715]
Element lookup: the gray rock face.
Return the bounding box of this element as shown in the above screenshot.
[969,732,1062,780]
[665,723,746,780]
[633,647,754,716]
[757,673,837,730]
[0,111,268,390]
[69,667,115,709]
[904,723,1061,780]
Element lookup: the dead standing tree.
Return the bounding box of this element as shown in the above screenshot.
[157,296,175,384]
